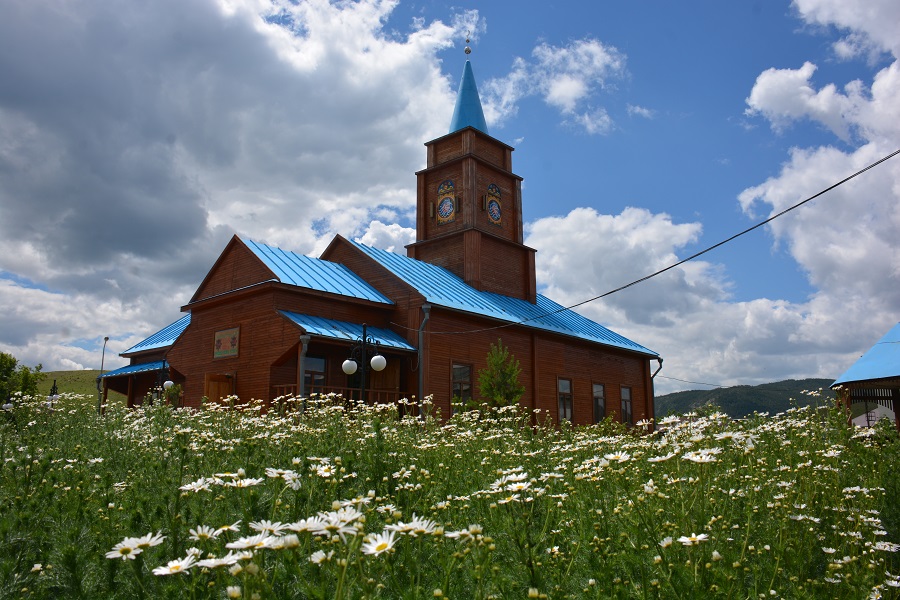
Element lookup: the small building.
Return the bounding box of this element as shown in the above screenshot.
[100,59,662,425]
[832,322,900,430]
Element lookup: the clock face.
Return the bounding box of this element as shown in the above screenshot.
[438,197,455,219]
[487,199,501,224]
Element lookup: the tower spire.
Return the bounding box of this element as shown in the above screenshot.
[448,37,488,135]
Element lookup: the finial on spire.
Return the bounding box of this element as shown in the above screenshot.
[449,49,488,135]
[464,33,471,55]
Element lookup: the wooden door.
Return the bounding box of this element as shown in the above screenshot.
[205,374,234,403]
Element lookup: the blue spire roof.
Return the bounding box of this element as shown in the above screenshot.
[449,60,488,134]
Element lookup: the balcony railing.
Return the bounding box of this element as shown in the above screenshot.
[272,384,411,405]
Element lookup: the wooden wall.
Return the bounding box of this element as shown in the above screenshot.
[422,308,653,425]
[193,239,274,302]
[167,282,400,408]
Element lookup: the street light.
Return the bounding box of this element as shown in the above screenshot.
[96,336,109,414]
[163,380,174,405]
[341,323,386,403]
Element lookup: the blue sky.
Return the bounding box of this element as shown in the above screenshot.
[0,0,898,394]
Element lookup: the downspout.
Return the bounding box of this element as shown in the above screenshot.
[298,334,310,413]
[649,357,663,429]
[651,357,663,379]
[417,303,431,419]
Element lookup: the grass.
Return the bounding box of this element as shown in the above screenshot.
[37,370,126,404]
[1,391,898,599]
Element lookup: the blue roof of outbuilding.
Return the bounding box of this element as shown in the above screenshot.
[100,360,167,379]
[449,60,488,135]
[244,239,393,304]
[348,240,658,357]
[123,315,191,355]
[833,322,900,386]
[279,311,416,351]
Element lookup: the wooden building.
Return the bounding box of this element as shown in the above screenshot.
[832,322,900,430]
[100,59,662,425]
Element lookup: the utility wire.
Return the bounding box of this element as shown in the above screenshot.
[393,147,900,336]
[656,375,724,388]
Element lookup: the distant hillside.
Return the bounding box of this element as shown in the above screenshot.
[38,370,127,403]
[655,378,836,419]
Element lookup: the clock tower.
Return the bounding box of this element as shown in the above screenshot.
[406,58,537,303]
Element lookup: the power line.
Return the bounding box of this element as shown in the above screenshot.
[656,375,724,388]
[392,147,900,336]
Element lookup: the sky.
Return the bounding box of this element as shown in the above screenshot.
[1,0,899,395]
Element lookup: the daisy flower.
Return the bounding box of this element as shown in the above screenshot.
[106,540,142,561]
[250,520,286,536]
[189,525,221,541]
[309,550,334,564]
[677,533,709,546]
[362,531,397,556]
[152,555,197,576]
[196,551,250,569]
[226,533,275,550]
[131,531,166,549]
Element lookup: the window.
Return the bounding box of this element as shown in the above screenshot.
[451,363,473,413]
[620,386,633,426]
[305,357,326,395]
[593,383,605,423]
[558,378,573,422]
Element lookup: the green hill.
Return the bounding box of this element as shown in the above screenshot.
[655,378,836,419]
[38,370,127,403]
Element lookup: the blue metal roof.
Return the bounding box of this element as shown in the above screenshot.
[123,314,191,355]
[348,241,657,357]
[449,60,488,135]
[244,239,393,304]
[833,322,900,386]
[279,311,416,351]
[100,360,167,379]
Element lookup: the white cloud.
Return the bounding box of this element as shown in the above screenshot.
[525,204,887,394]
[744,62,862,140]
[483,38,626,133]
[627,104,655,119]
[356,221,416,253]
[0,0,474,369]
[792,0,900,58]
[530,0,900,393]
[572,109,613,135]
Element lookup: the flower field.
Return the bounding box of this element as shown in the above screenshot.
[1,392,899,599]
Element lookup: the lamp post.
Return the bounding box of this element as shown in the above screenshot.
[341,323,387,403]
[96,336,109,414]
[163,380,174,405]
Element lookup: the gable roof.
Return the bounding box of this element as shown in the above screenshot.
[449,60,488,135]
[243,239,393,304]
[128,236,657,359]
[347,240,658,357]
[123,314,191,355]
[833,322,900,387]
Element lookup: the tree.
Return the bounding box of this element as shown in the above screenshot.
[477,339,525,408]
[0,352,45,401]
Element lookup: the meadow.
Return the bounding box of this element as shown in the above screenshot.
[1,391,898,599]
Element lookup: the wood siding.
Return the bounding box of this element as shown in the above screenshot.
[193,239,274,302]
[422,308,653,426]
